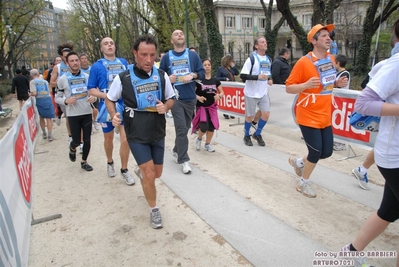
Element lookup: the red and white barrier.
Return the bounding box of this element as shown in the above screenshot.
[0,98,39,266]
[218,82,376,148]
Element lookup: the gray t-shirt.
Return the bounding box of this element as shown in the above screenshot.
[55,72,92,117]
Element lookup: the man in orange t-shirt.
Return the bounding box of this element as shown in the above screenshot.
[285,24,348,198]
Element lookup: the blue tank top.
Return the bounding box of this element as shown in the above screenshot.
[307,54,337,94]
[81,66,91,75]
[59,61,70,77]
[65,72,88,100]
[128,65,162,112]
[169,48,191,86]
[33,78,50,98]
[253,52,271,81]
[100,58,126,91]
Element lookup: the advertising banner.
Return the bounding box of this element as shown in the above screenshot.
[0,98,39,266]
[218,81,376,148]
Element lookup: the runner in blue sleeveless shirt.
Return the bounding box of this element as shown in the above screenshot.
[87,37,135,185]
[106,35,175,229]
[159,29,205,174]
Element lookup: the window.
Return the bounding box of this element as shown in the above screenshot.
[225,16,235,28]
[302,14,312,26]
[242,17,252,28]
[259,18,266,29]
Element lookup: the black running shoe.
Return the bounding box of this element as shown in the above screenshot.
[69,148,76,162]
[243,136,253,146]
[252,134,265,146]
[81,162,93,171]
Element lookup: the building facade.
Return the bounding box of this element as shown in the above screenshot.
[18,1,68,72]
[214,0,369,67]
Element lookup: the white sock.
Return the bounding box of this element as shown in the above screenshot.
[359,165,368,174]
[150,206,159,212]
[297,158,304,167]
[299,178,308,185]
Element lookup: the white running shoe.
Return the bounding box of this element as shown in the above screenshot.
[195,138,201,151]
[172,151,178,164]
[107,162,117,177]
[55,117,61,126]
[352,168,370,190]
[93,121,99,131]
[134,167,143,181]
[204,143,215,152]
[121,170,135,186]
[182,161,191,174]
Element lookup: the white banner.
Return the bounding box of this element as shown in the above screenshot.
[0,98,39,266]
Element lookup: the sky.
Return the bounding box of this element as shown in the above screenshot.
[51,0,69,10]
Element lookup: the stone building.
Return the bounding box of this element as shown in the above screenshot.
[214,0,369,67]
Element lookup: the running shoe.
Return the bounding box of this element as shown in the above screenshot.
[121,169,135,186]
[352,168,370,190]
[150,208,163,229]
[172,151,178,163]
[134,167,143,181]
[107,162,116,177]
[93,121,99,131]
[48,134,53,141]
[296,180,316,198]
[288,157,303,177]
[243,136,253,146]
[252,134,265,146]
[204,144,215,152]
[42,132,47,139]
[81,162,93,171]
[69,148,76,162]
[340,244,374,267]
[79,143,83,154]
[182,162,191,174]
[55,117,61,126]
[195,138,201,151]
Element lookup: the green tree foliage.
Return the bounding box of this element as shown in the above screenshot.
[201,0,224,75]
[260,0,285,60]
[0,0,46,79]
[353,0,399,76]
[276,0,312,54]
[277,0,345,54]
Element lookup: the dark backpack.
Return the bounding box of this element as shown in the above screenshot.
[241,54,272,82]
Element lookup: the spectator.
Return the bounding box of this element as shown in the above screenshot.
[216,55,238,119]
[11,69,30,110]
[271,47,292,84]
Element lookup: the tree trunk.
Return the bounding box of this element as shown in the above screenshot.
[203,0,224,75]
[260,0,285,60]
[276,0,312,54]
[354,0,399,75]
